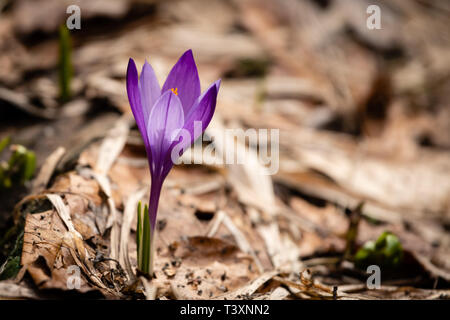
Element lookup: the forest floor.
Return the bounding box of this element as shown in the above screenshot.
[0,0,449,300]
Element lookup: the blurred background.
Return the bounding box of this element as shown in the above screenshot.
[0,0,449,299]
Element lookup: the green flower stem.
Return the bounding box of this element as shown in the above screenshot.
[59,25,73,102]
[136,202,155,276]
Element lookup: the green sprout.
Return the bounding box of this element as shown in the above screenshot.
[136,201,154,277]
[0,137,36,189]
[0,229,24,280]
[354,231,403,270]
[59,24,73,102]
[0,136,10,153]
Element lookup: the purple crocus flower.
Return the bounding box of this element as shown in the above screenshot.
[126,49,220,237]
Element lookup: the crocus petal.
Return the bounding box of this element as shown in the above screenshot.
[127,59,150,152]
[170,79,220,159]
[161,49,200,115]
[139,60,161,127]
[147,90,184,177]
[184,79,220,139]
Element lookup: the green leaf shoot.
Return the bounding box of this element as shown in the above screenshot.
[59,24,73,102]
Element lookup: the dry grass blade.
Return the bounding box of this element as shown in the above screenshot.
[95,116,130,175]
[120,187,147,282]
[46,193,78,235]
[32,147,66,194]
[92,116,130,261]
